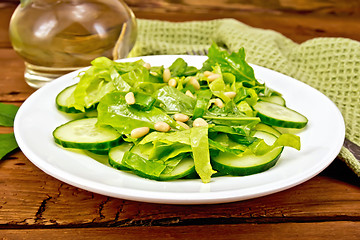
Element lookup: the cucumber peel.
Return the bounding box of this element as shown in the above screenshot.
[53,118,122,150]
[253,101,308,129]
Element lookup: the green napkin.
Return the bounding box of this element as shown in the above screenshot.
[128,18,360,176]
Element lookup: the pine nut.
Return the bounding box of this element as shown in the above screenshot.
[143,62,151,70]
[193,118,208,127]
[189,77,200,90]
[163,68,171,82]
[214,98,224,108]
[204,71,213,77]
[154,121,171,132]
[131,127,150,138]
[224,91,237,99]
[185,90,195,98]
[125,92,135,105]
[176,120,190,129]
[150,71,158,76]
[173,113,189,122]
[207,73,221,82]
[168,78,177,88]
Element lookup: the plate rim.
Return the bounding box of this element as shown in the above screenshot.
[14,55,345,204]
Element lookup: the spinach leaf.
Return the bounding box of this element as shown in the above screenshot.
[208,65,231,103]
[208,98,242,116]
[140,129,191,145]
[208,139,245,155]
[209,125,251,137]
[120,67,149,88]
[202,43,259,87]
[0,103,19,127]
[193,89,212,119]
[139,130,192,161]
[184,66,198,76]
[160,154,187,174]
[190,126,216,183]
[122,151,166,177]
[67,57,145,111]
[204,114,260,127]
[169,58,188,77]
[154,86,196,114]
[233,86,258,106]
[209,133,248,154]
[132,92,156,111]
[136,82,167,95]
[148,66,164,83]
[0,133,18,160]
[249,133,301,156]
[97,92,177,134]
[148,142,191,161]
[237,101,255,116]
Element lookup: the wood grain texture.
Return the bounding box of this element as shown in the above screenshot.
[0,151,359,227]
[1,0,360,48]
[0,49,34,102]
[126,0,360,15]
[0,2,16,48]
[0,0,359,238]
[1,222,360,240]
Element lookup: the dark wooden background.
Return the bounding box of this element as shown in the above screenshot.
[1,0,360,48]
[0,0,359,239]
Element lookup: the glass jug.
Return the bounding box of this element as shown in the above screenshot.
[9,0,137,88]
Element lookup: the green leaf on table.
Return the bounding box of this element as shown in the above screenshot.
[0,102,19,127]
[0,133,18,160]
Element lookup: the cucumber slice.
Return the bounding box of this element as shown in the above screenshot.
[56,84,81,113]
[254,123,282,137]
[211,131,283,176]
[56,84,96,113]
[53,118,122,150]
[108,143,134,170]
[253,101,308,129]
[146,157,196,181]
[110,143,195,181]
[260,95,286,106]
[85,110,98,118]
[88,149,109,155]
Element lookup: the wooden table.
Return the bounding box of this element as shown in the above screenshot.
[0,1,359,239]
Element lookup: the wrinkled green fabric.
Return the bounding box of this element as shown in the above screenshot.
[126,18,360,176]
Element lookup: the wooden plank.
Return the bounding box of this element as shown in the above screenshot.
[0,222,360,240]
[126,0,360,15]
[0,151,359,227]
[1,0,360,48]
[132,11,360,43]
[0,0,359,234]
[0,2,17,48]
[4,0,360,15]
[0,48,35,102]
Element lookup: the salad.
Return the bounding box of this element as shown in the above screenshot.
[53,43,308,183]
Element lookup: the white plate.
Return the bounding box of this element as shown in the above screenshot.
[14,55,345,204]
